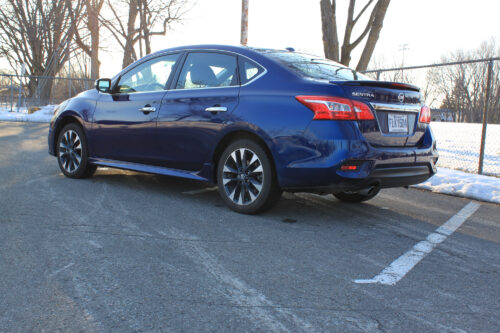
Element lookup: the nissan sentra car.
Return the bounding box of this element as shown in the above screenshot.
[48,44,438,214]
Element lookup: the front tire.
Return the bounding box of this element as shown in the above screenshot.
[217,139,281,214]
[57,123,96,178]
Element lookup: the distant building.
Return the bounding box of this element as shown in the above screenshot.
[431,108,455,122]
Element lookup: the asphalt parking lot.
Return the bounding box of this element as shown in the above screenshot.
[1,122,500,332]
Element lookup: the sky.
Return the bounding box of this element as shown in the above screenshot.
[97,0,500,77]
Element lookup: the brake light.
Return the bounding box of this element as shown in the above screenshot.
[419,106,431,123]
[295,96,374,120]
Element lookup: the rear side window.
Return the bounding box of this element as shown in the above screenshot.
[260,51,372,81]
[239,58,264,84]
[176,52,238,89]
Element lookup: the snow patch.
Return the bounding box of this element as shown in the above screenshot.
[413,167,500,204]
[431,122,499,176]
[0,105,55,123]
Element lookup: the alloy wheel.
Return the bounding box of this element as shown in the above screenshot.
[222,148,264,205]
[58,129,82,173]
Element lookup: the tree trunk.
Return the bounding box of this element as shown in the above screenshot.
[356,0,390,71]
[88,2,101,79]
[339,0,355,65]
[320,0,339,62]
[140,0,152,55]
[122,0,139,68]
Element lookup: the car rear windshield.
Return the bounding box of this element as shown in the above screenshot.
[259,50,372,81]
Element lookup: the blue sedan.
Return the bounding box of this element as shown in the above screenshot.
[48,44,438,214]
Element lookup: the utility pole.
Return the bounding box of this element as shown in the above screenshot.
[398,43,409,79]
[240,0,249,46]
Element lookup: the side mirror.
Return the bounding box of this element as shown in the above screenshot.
[95,78,112,93]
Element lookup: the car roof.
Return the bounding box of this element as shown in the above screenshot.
[148,44,283,58]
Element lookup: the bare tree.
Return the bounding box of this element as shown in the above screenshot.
[0,0,84,100]
[320,0,390,71]
[437,41,500,123]
[101,0,190,69]
[71,0,106,79]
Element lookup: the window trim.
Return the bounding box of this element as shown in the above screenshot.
[167,49,268,91]
[109,49,268,94]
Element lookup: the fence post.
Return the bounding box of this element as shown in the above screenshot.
[478,59,494,175]
[376,71,381,80]
[10,76,13,112]
[68,77,72,99]
[17,75,22,112]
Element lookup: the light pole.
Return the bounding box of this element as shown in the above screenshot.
[240,0,249,46]
[398,43,409,79]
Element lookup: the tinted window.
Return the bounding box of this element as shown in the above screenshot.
[117,53,179,93]
[176,52,238,89]
[239,58,264,84]
[259,50,372,81]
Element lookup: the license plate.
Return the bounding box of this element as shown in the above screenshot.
[388,113,408,133]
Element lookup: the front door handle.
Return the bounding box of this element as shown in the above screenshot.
[139,106,156,113]
[205,106,227,113]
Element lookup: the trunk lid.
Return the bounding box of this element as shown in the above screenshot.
[333,80,425,147]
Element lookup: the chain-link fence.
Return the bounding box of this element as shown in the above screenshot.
[365,58,500,177]
[0,74,93,111]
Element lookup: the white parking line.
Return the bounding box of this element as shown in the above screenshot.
[354,201,481,286]
[48,262,75,278]
[182,187,217,195]
[160,227,315,331]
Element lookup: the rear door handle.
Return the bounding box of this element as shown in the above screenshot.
[139,106,156,113]
[205,106,227,112]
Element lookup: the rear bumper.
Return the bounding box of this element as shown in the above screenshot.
[273,117,439,192]
[282,160,437,193]
[277,127,438,193]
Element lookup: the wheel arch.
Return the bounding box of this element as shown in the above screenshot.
[211,129,278,184]
[52,112,85,154]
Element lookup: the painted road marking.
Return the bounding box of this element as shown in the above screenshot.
[182,187,217,195]
[88,240,103,249]
[354,201,481,286]
[160,227,315,331]
[48,262,75,278]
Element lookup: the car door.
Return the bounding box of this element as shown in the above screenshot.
[90,53,181,165]
[156,51,240,171]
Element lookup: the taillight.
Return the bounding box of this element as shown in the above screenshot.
[419,105,431,123]
[295,96,374,120]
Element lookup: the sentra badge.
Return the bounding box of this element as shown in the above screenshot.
[352,91,375,98]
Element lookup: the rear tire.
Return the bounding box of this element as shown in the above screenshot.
[217,139,281,214]
[333,187,380,203]
[57,123,96,179]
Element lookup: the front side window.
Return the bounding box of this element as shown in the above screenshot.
[176,52,238,89]
[117,53,180,93]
